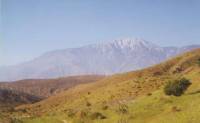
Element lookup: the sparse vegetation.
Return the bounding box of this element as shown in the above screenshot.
[0,75,104,98]
[76,110,88,119]
[102,105,109,110]
[66,109,76,118]
[117,118,129,123]
[171,106,181,112]
[87,92,91,95]
[146,92,152,96]
[11,118,23,123]
[164,78,191,96]
[117,103,129,114]
[198,58,200,66]
[86,101,91,107]
[90,112,106,120]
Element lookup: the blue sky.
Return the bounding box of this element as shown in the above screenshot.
[1,0,200,66]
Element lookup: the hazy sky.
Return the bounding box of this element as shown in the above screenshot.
[1,0,200,66]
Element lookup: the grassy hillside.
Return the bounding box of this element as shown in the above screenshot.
[0,75,104,98]
[0,75,104,123]
[0,89,42,123]
[4,49,200,123]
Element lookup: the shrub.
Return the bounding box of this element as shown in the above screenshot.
[102,105,109,110]
[117,118,129,123]
[11,118,23,123]
[117,103,129,114]
[76,110,88,118]
[86,101,91,107]
[164,78,191,96]
[87,92,91,95]
[66,109,76,118]
[198,58,200,66]
[90,112,106,120]
[146,93,152,96]
[171,106,181,112]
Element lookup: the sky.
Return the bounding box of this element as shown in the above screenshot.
[0,0,200,66]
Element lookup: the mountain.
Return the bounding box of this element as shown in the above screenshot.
[0,38,199,81]
[12,48,200,123]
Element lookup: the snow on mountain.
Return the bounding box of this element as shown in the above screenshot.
[0,38,199,81]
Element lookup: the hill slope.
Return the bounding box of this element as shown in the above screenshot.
[0,75,104,123]
[0,75,104,98]
[10,48,200,123]
[0,38,199,81]
[0,88,43,123]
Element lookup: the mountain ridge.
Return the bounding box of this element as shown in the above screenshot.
[0,38,200,81]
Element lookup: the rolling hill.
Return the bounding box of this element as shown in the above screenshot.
[0,38,199,81]
[0,75,104,123]
[7,48,200,123]
[0,75,104,98]
[0,89,42,105]
[0,88,43,123]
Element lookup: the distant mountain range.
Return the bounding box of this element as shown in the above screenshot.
[0,38,199,81]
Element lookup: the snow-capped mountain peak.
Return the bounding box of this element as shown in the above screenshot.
[0,38,199,81]
[89,38,158,50]
[106,38,158,50]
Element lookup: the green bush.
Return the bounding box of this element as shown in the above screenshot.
[164,78,191,96]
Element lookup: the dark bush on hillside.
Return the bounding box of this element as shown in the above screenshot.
[164,78,191,96]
